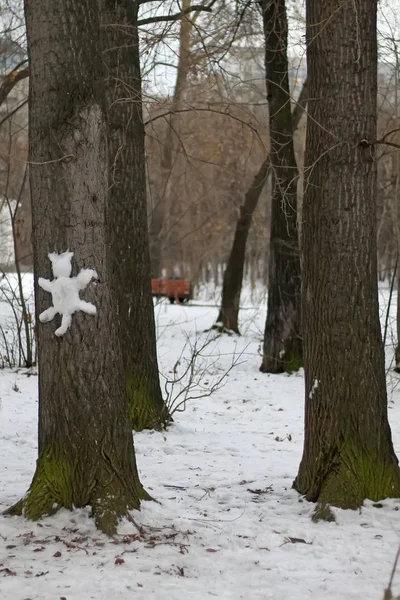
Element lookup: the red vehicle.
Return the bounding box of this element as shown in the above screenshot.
[151,278,192,304]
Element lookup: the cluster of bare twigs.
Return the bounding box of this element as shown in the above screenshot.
[162,330,243,416]
[0,268,34,369]
[0,27,33,368]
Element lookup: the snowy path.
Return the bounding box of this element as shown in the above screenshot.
[0,298,400,599]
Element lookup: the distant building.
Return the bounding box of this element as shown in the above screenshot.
[223,48,307,107]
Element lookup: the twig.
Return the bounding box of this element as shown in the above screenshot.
[384,545,400,599]
[361,128,400,149]
[383,254,397,349]
[0,99,28,130]
[138,4,213,26]
[0,61,29,108]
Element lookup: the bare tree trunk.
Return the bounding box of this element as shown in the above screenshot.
[7,168,33,367]
[149,0,192,276]
[294,0,400,514]
[391,152,400,371]
[7,0,148,535]
[216,80,308,334]
[388,46,400,372]
[216,160,270,332]
[259,0,302,372]
[101,0,170,430]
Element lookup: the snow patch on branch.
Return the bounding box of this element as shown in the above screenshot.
[309,379,319,399]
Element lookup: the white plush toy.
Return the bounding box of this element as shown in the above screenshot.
[38,251,98,337]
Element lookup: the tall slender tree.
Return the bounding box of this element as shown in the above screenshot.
[149,0,193,277]
[101,0,170,431]
[259,0,302,373]
[294,0,400,514]
[215,80,308,334]
[7,0,148,534]
[216,160,270,333]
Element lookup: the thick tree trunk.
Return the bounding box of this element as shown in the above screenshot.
[101,0,170,431]
[259,0,302,373]
[216,80,308,334]
[7,0,148,534]
[294,0,400,511]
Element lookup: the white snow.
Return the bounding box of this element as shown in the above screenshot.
[0,282,400,599]
[38,252,97,336]
[309,378,319,399]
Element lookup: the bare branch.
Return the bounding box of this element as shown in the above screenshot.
[0,61,29,108]
[138,4,213,26]
[216,0,252,64]
[145,106,264,147]
[292,77,308,127]
[361,126,400,149]
[0,98,28,130]
[162,331,244,417]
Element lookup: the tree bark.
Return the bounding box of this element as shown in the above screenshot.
[101,0,170,430]
[259,0,302,373]
[294,0,400,511]
[7,0,148,535]
[216,79,308,334]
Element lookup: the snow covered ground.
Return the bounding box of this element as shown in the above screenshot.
[1,281,400,599]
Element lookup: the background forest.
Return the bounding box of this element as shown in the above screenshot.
[1,0,400,599]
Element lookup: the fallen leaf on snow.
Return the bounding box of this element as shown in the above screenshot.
[1,568,16,576]
[247,487,273,495]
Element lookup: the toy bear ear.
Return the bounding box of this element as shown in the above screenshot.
[48,251,74,263]
[48,252,58,264]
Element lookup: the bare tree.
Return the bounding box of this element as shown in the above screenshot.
[258,0,302,372]
[216,78,307,334]
[148,0,195,277]
[101,0,170,430]
[7,0,148,534]
[294,0,400,515]
[145,75,267,288]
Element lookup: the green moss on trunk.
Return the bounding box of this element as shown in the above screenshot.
[296,440,400,513]
[4,447,149,535]
[127,375,170,431]
[260,337,302,374]
[284,346,303,374]
[317,441,400,509]
[5,451,76,521]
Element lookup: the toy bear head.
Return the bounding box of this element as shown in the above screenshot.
[48,251,74,278]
